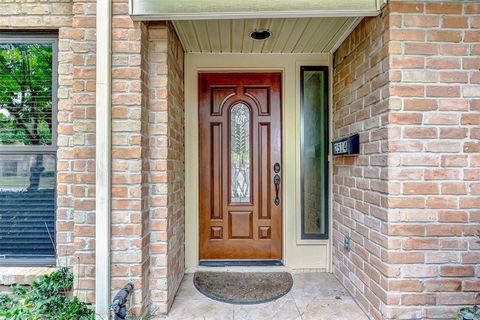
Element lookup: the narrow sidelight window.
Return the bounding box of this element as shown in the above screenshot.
[300,66,329,240]
[230,103,251,203]
[0,34,58,265]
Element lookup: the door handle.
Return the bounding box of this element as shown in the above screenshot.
[274,175,280,206]
[273,162,281,206]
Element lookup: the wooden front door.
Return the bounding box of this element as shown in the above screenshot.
[199,72,282,260]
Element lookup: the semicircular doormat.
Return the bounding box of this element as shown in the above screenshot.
[193,271,293,304]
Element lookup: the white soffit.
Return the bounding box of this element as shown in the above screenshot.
[130,0,384,20]
[173,17,363,54]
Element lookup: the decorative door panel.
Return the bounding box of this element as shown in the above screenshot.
[199,73,282,260]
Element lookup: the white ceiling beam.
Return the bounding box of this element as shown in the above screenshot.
[129,0,382,21]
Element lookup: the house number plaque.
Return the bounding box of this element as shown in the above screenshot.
[332,133,360,156]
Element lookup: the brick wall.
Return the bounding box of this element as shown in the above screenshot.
[0,0,72,28]
[147,22,185,314]
[3,0,477,318]
[1,1,186,316]
[0,0,77,292]
[69,0,97,303]
[110,0,149,314]
[165,22,185,309]
[334,1,480,319]
[1,0,102,305]
[332,9,392,320]
[385,1,480,319]
[146,23,167,313]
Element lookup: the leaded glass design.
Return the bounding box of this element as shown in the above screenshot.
[230,103,250,203]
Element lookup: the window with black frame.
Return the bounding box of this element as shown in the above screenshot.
[0,34,57,266]
[300,66,329,240]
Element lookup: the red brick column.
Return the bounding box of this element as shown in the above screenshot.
[110,1,149,314]
[332,9,393,320]
[69,0,97,303]
[334,2,480,319]
[385,1,480,318]
[147,22,185,314]
[165,22,185,309]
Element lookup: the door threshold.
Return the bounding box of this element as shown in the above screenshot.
[199,260,284,267]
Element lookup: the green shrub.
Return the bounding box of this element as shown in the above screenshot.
[0,267,94,320]
[452,306,479,320]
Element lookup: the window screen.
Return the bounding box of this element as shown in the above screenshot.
[300,66,329,240]
[0,35,57,265]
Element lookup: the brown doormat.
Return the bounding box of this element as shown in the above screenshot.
[193,271,293,304]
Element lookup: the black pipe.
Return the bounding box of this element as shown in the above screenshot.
[110,283,134,320]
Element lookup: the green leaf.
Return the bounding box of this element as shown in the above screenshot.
[0,43,53,145]
[0,268,94,319]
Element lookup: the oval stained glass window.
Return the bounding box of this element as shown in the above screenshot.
[230,103,250,203]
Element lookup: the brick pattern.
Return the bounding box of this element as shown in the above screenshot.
[0,267,56,286]
[110,0,148,314]
[332,10,392,320]
[0,1,186,316]
[165,22,185,309]
[385,1,480,319]
[146,23,168,313]
[4,0,477,318]
[334,1,480,319]
[0,267,56,293]
[55,5,76,275]
[147,22,185,314]
[69,0,97,304]
[0,0,77,294]
[0,0,72,28]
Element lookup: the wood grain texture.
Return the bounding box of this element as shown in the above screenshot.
[199,72,282,260]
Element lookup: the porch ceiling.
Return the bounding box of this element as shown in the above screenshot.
[172,17,362,54]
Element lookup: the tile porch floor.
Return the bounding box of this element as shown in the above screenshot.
[164,272,369,320]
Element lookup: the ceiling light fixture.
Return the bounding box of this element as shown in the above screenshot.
[250,29,272,41]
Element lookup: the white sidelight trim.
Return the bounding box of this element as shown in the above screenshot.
[95,0,112,317]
